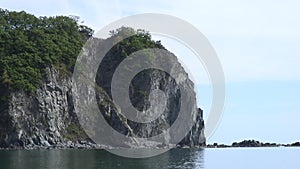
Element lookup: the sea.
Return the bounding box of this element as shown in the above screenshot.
[0,147,299,169]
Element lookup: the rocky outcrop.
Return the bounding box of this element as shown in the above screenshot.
[0,37,205,149]
[0,66,92,148]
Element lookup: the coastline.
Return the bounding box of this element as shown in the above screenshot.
[1,140,299,150]
[206,140,300,148]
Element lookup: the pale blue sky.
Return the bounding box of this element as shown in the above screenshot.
[1,0,300,144]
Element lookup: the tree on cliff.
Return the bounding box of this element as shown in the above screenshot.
[0,8,93,94]
[0,9,163,95]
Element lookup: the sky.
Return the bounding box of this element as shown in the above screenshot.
[1,0,300,144]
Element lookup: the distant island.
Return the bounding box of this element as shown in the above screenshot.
[207,140,300,148]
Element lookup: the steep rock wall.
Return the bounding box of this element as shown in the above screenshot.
[0,39,205,148]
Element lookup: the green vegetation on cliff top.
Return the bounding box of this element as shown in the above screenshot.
[0,8,163,95]
[0,8,93,94]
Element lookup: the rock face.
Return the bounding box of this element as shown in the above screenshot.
[0,38,205,149]
[0,67,89,148]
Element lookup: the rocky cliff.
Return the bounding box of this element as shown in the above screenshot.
[0,32,205,149]
[0,66,90,148]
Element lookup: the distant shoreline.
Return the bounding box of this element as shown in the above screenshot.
[206,140,300,148]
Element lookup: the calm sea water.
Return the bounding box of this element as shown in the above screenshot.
[0,147,299,169]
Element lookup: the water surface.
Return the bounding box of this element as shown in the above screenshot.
[0,147,299,169]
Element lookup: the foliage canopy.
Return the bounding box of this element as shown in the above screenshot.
[0,9,163,95]
[0,9,93,93]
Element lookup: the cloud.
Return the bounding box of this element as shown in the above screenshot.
[1,0,72,16]
[66,0,124,29]
[156,0,300,82]
[1,0,123,29]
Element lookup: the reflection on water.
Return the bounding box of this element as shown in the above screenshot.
[1,148,300,169]
[0,149,204,169]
